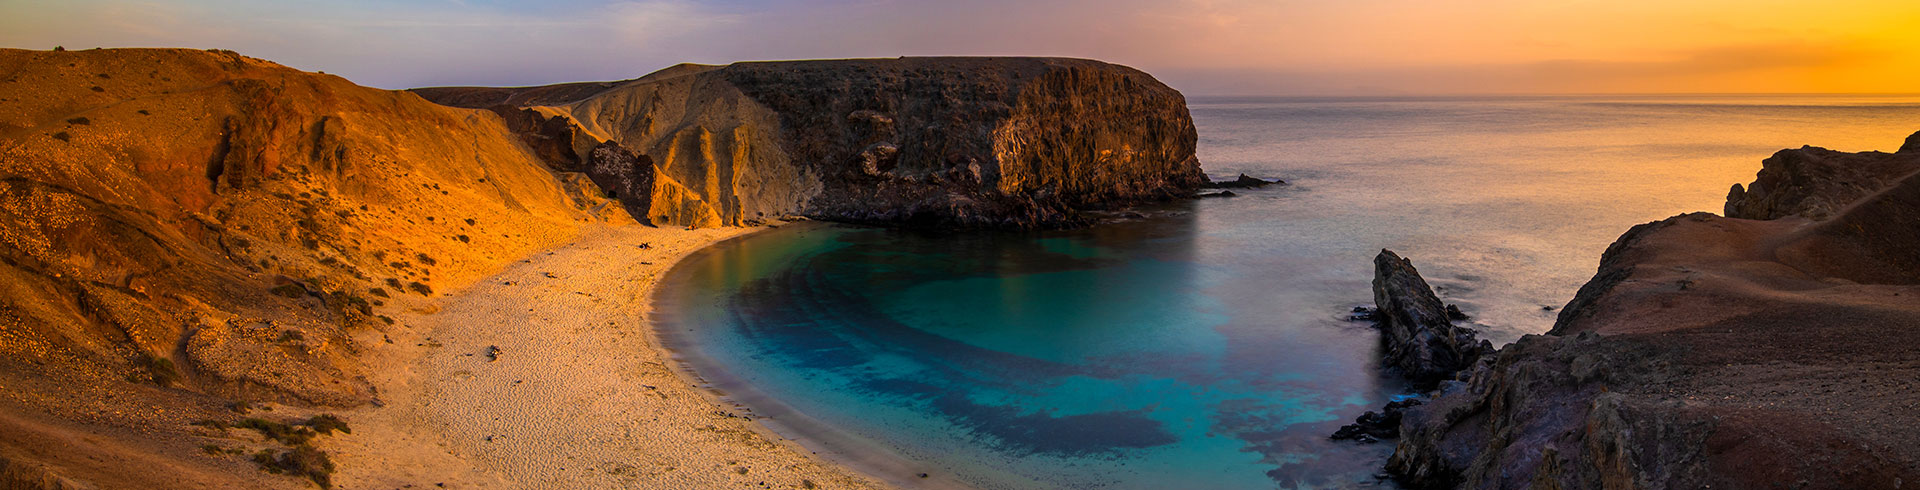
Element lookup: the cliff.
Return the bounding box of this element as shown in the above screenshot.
[0,47,615,488]
[1724,140,1920,220]
[413,57,1206,228]
[1387,132,1920,489]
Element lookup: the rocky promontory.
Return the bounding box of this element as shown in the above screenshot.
[1384,132,1920,489]
[414,57,1206,228]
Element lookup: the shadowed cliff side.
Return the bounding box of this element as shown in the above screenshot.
[1387,132,1920,489]
[0,47,613,488]
[414,57,1206,228]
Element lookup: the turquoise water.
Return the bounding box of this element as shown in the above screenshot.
[657,95,1920,489]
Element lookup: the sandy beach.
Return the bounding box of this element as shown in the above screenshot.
[324,224,889,489]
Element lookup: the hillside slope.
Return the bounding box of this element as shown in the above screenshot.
[0,47,613,487]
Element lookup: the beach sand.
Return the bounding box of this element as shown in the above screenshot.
[324,224,889,489]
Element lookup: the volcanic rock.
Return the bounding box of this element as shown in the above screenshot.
[1371,250,1493,388]
[1206,173,1282,189]
[1387,133,1920,489]
[414,57,1206,229]
[1723,131,1920,220]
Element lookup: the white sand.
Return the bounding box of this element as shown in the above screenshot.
[326,224,889,489]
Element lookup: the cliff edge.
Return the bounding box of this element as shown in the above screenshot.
[1387,132,1920,489]
[414,57,1206,228]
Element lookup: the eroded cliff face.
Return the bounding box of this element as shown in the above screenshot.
[415,57,1205,228]
[0,48,609,487]
[1387,134,1920,489]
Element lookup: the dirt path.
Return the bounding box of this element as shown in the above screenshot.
[328,224,887,490]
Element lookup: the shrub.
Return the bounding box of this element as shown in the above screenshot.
[237,418,315,445]
[304,414,350,435]
[137,354,181,386]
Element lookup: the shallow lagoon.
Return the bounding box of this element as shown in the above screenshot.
[657,95,1920,488]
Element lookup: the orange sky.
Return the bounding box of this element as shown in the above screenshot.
[2,0,1917,94]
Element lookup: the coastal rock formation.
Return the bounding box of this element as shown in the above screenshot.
[414,57,1206,228]
[1387,134,1920,489]
[1723,131,1920,220]
[0,47,604,487]
[1371,250,1493,388]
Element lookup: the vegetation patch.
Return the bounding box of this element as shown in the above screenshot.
[253,446,335,488]
[136,353,181,386]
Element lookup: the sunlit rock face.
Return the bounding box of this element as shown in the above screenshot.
[0,47,597,411]
[1388,134,1920,489]
[415,57,1205,229]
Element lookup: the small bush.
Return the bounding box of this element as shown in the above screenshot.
[407,282,432,296]
[367,287,389,298]
[66,117,89,125]
[53,46,64,52]
[137,354,181,386]
[51,132,70,142]
[415,253,436,266]
[305,414,350,435]
[237,418,315,445]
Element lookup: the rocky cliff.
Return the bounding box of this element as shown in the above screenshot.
[1387,132,1920,489]
[1724,140,1920,220]
[0,47,616,488]
[414,57,1206,228]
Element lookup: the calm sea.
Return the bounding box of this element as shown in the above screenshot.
[655,95,1920,489]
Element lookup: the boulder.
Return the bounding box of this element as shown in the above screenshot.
[1371,250,1492,388]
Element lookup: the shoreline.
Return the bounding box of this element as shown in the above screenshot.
[326,223,890,489]
[649,222,978,490]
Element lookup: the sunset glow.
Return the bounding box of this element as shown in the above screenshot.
[4,0,1917,93]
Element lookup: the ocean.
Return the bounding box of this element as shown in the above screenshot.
[654,95,1920,489]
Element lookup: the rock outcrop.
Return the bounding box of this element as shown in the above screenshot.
[1371,250,1493,388]
[1387,133,1920,489]
[0,47,609,488]
[1723,131,1920,220]
[414,57,1206,228]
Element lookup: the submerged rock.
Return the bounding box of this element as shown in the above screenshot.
[1370,250,1492,388]
[1206,173,1283,189]
[1330,399,1423,443]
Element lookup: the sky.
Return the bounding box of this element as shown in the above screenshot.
[3,0,1918,95]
